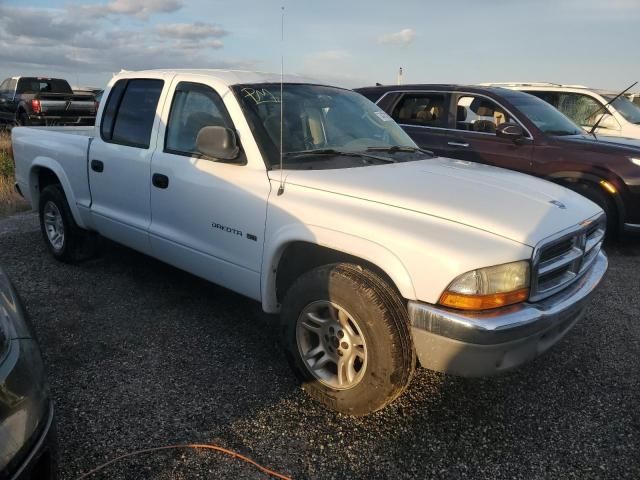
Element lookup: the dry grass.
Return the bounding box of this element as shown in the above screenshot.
[0,130,29,218]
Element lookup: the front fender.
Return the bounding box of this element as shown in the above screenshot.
[261,223,417,313]
[29,157,87,229]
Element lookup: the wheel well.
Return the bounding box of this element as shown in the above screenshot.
[37,168,61,192]
[556,177,620,217]
[275,241,401,303]
[32,167,62,206]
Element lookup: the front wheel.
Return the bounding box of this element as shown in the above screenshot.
[572,182,617,237]
[280,263,415,416]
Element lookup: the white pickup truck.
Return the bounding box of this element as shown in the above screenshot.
[12,70,608,415]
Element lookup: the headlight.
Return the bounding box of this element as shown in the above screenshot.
[439,260,530,310]
[630,157,640,167]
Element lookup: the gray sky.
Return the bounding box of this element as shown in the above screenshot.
[0,0,638,91]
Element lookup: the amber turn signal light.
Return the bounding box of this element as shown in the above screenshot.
[439,288,529,311]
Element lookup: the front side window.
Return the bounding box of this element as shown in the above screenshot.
[165,82,234,155]
[456,95,514,134]
[101,79,164,148]
[391,93,447,127]
[233,83,417,168]
[606,95,640,125]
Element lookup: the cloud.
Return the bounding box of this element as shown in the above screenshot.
[0,6,94,42]
[78,0,183,19]
[0,3,243,81]
[378,28,416,45]
[155,22,228,40]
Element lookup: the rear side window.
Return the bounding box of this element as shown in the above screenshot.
[100,79,164,149]
[391,93,448,127]
[165,82,234,156]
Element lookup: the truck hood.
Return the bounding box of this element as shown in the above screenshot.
[277,157,601,247]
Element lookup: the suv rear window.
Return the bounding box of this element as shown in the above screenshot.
[16,78,73,94]
[100,79,164,149]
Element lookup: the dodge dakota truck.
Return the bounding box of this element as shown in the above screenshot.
[12,70,608,415]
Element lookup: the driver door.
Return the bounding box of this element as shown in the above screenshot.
[446,94,534,174]
[149,79,270,300]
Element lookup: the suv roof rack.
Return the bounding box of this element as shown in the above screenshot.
[478,82,588,88]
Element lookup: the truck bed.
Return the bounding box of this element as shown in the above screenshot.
[12,126,95,215]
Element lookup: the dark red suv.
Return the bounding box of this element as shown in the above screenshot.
[355,84,640,236]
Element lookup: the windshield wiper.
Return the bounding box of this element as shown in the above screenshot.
[587,81,638,134]
[283,148,396,163]
[366,145,435,156]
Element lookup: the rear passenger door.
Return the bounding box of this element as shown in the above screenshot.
[0,79,16,121]
[386,91,452,155]
[89,77,170,253]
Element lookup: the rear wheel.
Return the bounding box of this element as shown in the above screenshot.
[16,111,30,127]
[39,184,95,262]
[280,263,415,416]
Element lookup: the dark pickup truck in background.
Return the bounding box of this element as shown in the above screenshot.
[356,84,640,236]
[0,77,97,127]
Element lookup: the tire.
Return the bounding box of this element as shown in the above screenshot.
[280,263,415,416]
[572,182,618,237]
[38,184,95,263]
[16,111,30,127]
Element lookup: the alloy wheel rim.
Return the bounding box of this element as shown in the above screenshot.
[296,300,368,390]
[43,201,65,251]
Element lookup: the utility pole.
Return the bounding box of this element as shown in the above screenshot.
[397,67,404,85]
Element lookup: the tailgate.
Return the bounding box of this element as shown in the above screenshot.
[36,93,96,117]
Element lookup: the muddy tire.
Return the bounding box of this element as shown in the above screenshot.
[280,263,415,416]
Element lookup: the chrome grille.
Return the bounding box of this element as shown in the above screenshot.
[530,215,605,301]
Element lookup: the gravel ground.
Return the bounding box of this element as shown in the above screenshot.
[1,212,639,479]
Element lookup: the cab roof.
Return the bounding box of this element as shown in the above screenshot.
[114,69,319,87]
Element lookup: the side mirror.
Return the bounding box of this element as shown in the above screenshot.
[496,123,525,141]
[196,126,240,161]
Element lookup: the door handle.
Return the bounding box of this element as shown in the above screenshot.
[152,173,169,189]
[90,159,104,172]
[447,142,470,148]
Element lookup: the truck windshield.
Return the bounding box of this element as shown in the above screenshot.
[16,78,73,95]
[508,93,584,136]
[233,83,417,168]
[604,95,640,125]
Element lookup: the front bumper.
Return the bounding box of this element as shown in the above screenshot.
[623,223,640,234]
[7,403,56,480]
[408,251,608,377]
